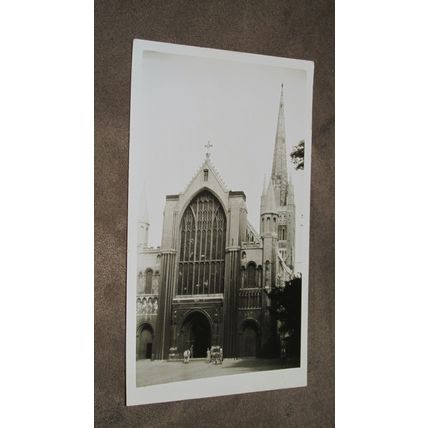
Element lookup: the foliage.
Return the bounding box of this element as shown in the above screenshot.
[290,140,304,170]
[266,276,302,364]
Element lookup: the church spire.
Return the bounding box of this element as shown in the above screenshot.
[288,174,295,206]
[271,84,288,206]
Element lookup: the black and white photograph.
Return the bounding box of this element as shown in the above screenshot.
[11,0,428,426]
[126,40,313,405]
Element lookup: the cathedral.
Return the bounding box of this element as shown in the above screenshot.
[136,85,296,361]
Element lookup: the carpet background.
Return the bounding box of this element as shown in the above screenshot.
[95,1,334,426]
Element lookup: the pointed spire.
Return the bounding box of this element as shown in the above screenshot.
[262,180,277,214]
[271,84,288,206]
[288,174,295,205]
[262,173,267,195]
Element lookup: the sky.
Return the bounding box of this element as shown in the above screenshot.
[132,51,309,267]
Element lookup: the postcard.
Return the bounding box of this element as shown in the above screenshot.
[126,39,313,405]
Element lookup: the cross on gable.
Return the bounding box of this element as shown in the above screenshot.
[204,141,213,158]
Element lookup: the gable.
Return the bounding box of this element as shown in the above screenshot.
[178,158,230,215]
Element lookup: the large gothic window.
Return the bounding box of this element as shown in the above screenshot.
[177,190,226,295]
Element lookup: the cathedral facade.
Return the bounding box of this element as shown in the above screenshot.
[136,86,295,361]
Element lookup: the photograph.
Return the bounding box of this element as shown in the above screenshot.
[126,40,313,405]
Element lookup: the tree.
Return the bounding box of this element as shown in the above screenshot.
[265,276,302,366]
[290,140,304,170]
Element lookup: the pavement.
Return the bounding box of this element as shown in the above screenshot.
[136,358,285,387]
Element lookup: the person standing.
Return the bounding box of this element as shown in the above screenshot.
[206,347,211,363]
[190,344,194,359]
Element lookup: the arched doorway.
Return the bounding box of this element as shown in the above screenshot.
[137,324,154,360]
[239,320,259,358]
[180,311,211,357]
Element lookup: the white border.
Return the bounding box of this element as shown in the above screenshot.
[126,39,314,406]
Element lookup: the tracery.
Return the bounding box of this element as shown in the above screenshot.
[177,191,226,295]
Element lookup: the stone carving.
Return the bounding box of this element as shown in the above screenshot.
[137,296,159,315]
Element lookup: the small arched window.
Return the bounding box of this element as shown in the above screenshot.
[278,225,287,240]
[145,268,153,294]
[265,260,271,287]
[152,271,160,294]
[137,271,144,292]
[247,262,257,288]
